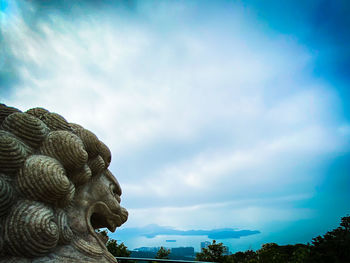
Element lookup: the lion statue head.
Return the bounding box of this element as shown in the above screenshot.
[0,104,128,263]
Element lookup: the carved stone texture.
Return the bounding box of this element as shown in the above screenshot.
[0,104,128,263]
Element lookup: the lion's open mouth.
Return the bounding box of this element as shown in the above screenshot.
[90,212,118,232]
[88,202,128,232]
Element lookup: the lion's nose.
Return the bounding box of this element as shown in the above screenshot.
[120,207,128,223]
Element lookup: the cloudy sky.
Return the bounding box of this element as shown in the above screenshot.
[1,0,350,252]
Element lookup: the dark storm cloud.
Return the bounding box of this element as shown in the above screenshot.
[18,0,137,30]
[0,0,136,97]
[248,0,350,87]
[115,224,260,240]
[3,0,350,88]
[25,0,137,15]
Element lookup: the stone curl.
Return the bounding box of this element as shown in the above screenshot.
[0,104,127,263]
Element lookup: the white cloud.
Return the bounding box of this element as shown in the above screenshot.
[123,124,344,204]
[2,1,348,241]
[3,2,322,149]
[125,194,314,230]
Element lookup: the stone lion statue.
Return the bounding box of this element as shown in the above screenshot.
[0,103,128,263]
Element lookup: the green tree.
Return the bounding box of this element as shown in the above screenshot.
[96,230,133,263]
[256,243,286,263]
[290,245,310,263]
[106,239,131,263]
[257,243,311,263]
[156,246,171,259]
[205,215,349,263]
[196,240,227,262]
[96,229,109,244]
[309,215,350,262]
[229,250,258,263]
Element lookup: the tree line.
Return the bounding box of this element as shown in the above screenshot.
[196,215,350,262]
[104,215,350,263]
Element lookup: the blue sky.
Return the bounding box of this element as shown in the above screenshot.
[1,0,350,252]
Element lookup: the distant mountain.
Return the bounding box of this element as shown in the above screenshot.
[114,224,260,239]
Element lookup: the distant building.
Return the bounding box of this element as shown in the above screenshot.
[200,241,211,250]
[171,247,194,257]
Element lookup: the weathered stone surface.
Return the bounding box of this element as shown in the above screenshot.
[0,104,128,262]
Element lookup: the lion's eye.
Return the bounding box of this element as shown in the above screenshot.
[109,184,116,195]
[109,184,121,203]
